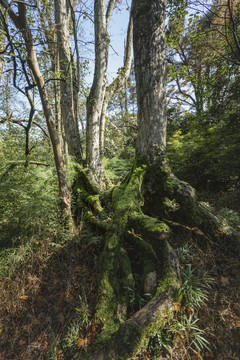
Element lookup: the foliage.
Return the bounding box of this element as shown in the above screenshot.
[104,150,134,184]
[180,264,213,309]
[149,244,212,359]
[0,126,61,252]
[167,112,240,191]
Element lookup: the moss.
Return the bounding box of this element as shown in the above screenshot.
[114,301,172,359]
[74,164,100,194]
[112,163,147,216]
[129,212,170,240]
[126,231,157,279]
[85,211,109,231]
[118,247,135,305]
[155,240,180,297]
[92,163,149,341]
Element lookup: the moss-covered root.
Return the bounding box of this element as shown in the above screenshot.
[129,212,170,240]
[84,240,180,360]
[126,231,158,293]
[91,164,148,341]
[145,165,239,240]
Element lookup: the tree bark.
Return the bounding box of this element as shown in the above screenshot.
[99,8,133,158]
[86,0,110,174]
[133,0,167,163]
[54,0,82,162]
[0,5,6,82]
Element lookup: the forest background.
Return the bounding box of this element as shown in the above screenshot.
[0,0,240,359]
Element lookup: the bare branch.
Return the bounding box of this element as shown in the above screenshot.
[106,0,116,27]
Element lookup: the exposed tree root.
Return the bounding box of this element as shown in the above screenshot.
[73,159,240,359]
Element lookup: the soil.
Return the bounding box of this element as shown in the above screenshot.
[0,209,239,360]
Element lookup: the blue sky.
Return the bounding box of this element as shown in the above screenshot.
[79,1,131,85]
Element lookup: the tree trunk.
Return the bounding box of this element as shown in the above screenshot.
[86,0,110,175]
[0,5,6,82]
[99,8,133,158]
[54,0,82,162]
[53,49,64,153]
[1,1,72,223]
[133,0,167,162]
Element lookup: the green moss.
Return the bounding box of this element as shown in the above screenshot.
[118,247,135,304]
[155,240,180,297]
[114,303,172,359]
[129,212,170,240]
[74,164,100,194]
[112,163,147,216]
[85,211,109,231]
[126,231,157,278]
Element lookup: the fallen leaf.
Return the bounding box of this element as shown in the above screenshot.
[19,339,26,346]
[75,338,88,350]
[173,302,181,313]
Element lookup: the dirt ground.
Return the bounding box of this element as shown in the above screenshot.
[0,225,240,360]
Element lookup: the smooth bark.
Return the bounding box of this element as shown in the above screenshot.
[86,0,110,173]
[99,8,133,157]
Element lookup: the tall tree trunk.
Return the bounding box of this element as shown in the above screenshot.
[86,0,109,174]
[99,8,133,158]
[1,1,72,222]
[54,0,82,162]
[133,0,167,162]
[86,0,117,178]
[53,49,64,152]
[0,5,6,82]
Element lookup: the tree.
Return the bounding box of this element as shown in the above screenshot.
[166,0,240,117]
[0,0,72,222]
[54,0,82,162]
[73,1,239,358]
[86,0,114,176]
[86,0,133,185]
[99,7,133,159]
[0,5,6,81]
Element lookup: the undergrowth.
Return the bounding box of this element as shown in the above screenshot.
[148,244,213,359]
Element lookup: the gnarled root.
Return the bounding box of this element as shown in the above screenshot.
[78,159,239,359]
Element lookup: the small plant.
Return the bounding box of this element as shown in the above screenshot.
[149,247,213,359]
[217,207,240,227]
[75,295,91,327]
[46,334,62,360]
[181,264,213,309]
[169,313,210,355]
[176,244,193,265]
[64,321,81,349]
[64,296,91,352]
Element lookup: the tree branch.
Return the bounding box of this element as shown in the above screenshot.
[106,0,116,27]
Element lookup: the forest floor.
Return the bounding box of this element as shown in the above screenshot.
[0,191,240,360]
